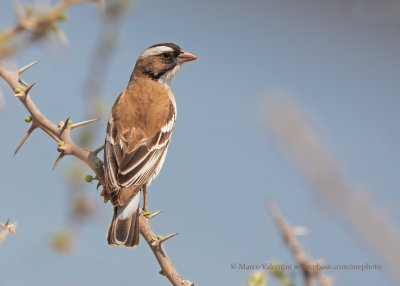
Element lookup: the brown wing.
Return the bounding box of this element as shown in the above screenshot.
[103,78,176,206]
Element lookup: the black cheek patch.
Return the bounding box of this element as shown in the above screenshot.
[143,69,160,80]
[156,66,174,79]
[143,66,172,81]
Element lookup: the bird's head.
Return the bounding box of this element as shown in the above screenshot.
[132,43,197,88]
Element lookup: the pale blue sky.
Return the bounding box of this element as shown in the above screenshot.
[0,0,399,285]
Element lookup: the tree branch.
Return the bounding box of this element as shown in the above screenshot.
[0,62,193,285]
[0,62,104,181]
[268,202,333,286]
[140,215,193,285]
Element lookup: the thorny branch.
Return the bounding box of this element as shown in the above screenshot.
[0,61,104,178]
[0,63,193,285]
[268,202,333,286]
[0,220,17,246]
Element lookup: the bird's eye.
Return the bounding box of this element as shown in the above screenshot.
[161,53,171,59]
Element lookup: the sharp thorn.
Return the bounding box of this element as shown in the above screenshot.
[147,210,164,220]
[14,83,35,101]
[18,79,29,88]
[158,233,179,244]
[70,118,100,130]
[94,145,104,155]
[152,233,178,246]
[24,82,36,96]
[59,117,70,135]
[18,61,39,75]
[14,125,36,155]
[52,152,65,170]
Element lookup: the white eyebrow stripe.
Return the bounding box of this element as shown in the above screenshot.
[140,46,174,57]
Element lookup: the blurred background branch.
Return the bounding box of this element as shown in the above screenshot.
[0,0,104,59]
[268,202,333,286]
[0,0,104,117]
[263,94,400,282]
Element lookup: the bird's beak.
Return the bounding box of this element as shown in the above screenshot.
[178,50,197,63]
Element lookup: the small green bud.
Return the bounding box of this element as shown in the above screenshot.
[85,175,94,183]
[25,116,32,123]
[57,141,65,152]
[14,86,25,94]
[157,235,163,240]
[84,147,90,152]
[143,212,151,217]
[57,12,67,21]
[67,119,72,125]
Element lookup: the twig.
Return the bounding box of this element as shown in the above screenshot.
[0,62,192,286]
[268,202,333,286]
[147,209,164,220]
[140,215,193,286]
[93,144,105,155]
[151,233,179,247]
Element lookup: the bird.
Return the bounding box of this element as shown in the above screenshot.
[102,43,197,247]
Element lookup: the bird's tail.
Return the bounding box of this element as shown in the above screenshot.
[107,192,141,247]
